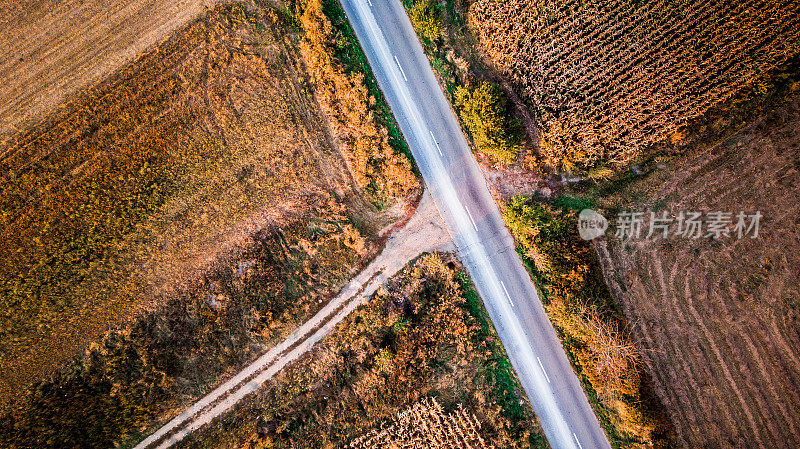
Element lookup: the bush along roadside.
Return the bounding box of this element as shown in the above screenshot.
[291,0,419,208]
[402,0,523,165]
[503,195,672,448]
[457,272,551,449]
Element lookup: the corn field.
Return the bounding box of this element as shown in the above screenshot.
[349,397,494,449]
[469,0,800,170]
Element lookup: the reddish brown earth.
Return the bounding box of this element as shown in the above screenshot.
[596,98,800,448]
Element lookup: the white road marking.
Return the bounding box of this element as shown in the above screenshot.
[366,0,372,6]
[394,55,408,82]
[573,433,584,449]
[501,281,514,307]
[537,356,551,384]
[340,2,596,448]
[464,205,477,231]
[429,130,442,156]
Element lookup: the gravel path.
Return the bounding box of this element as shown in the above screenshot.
[134,191,453,449]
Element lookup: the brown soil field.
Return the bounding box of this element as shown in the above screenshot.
[0,2,415,410]
[0,0,214,138]
[468,0,800,171]
[595,98,800,448]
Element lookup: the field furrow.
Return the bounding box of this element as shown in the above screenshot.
[596,98,800,447]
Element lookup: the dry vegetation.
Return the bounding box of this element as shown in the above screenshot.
[0,0,213,137]
[469,0,800,172]
[295,0,417,200]
[504,198,670,447]
[349,397,493,449]
[594,97,800,448]
[0,0,417,429]
[171,254,548,449]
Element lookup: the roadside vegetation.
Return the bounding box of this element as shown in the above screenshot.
[409,0,443,41]
[174,254,549,449]
[503,197,671,447]
[403,0,523,166]
[293,0,418,202]
[455,82,521,163]
[401,1,670,445]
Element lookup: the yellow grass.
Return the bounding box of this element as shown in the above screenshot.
[0,3,393,405]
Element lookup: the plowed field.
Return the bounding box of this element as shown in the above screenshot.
[596,98,800,448]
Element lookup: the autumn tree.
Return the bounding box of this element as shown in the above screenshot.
[455,82,519,163]
[410,0,443,41]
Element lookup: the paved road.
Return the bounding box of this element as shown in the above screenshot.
[339,1,611,448]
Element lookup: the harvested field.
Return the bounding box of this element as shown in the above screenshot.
[0,0,215,138]
[349,397,493,449]
[0,2,414,410]
[468,0,800,171]
[595,98,800,448]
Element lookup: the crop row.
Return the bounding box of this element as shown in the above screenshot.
[469,0,800,170]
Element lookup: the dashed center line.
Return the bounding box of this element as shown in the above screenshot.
[339,1,610,447]
[537,356,551,384]
[501,281,514,307]
[394,55,408,82]
[573,433,584,449]
[464,205,477,231]
[429,130,443,156]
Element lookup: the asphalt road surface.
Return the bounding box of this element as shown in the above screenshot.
[339,1,612,448]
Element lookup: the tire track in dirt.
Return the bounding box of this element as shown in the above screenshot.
[595,241,694,447]
[723,281,800,442]
[660,255,741,445]
[688,267,770,447]
[133,191,454,449]
[596,98,800,448]
[666,256,741,442]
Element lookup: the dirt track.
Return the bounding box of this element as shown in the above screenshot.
[133,191,453,449]
[0,0,214,139]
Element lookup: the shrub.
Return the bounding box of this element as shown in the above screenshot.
[454,82,519,163]
[410,0,443,41]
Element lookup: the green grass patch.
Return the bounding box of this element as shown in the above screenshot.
[457,272,550,449]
